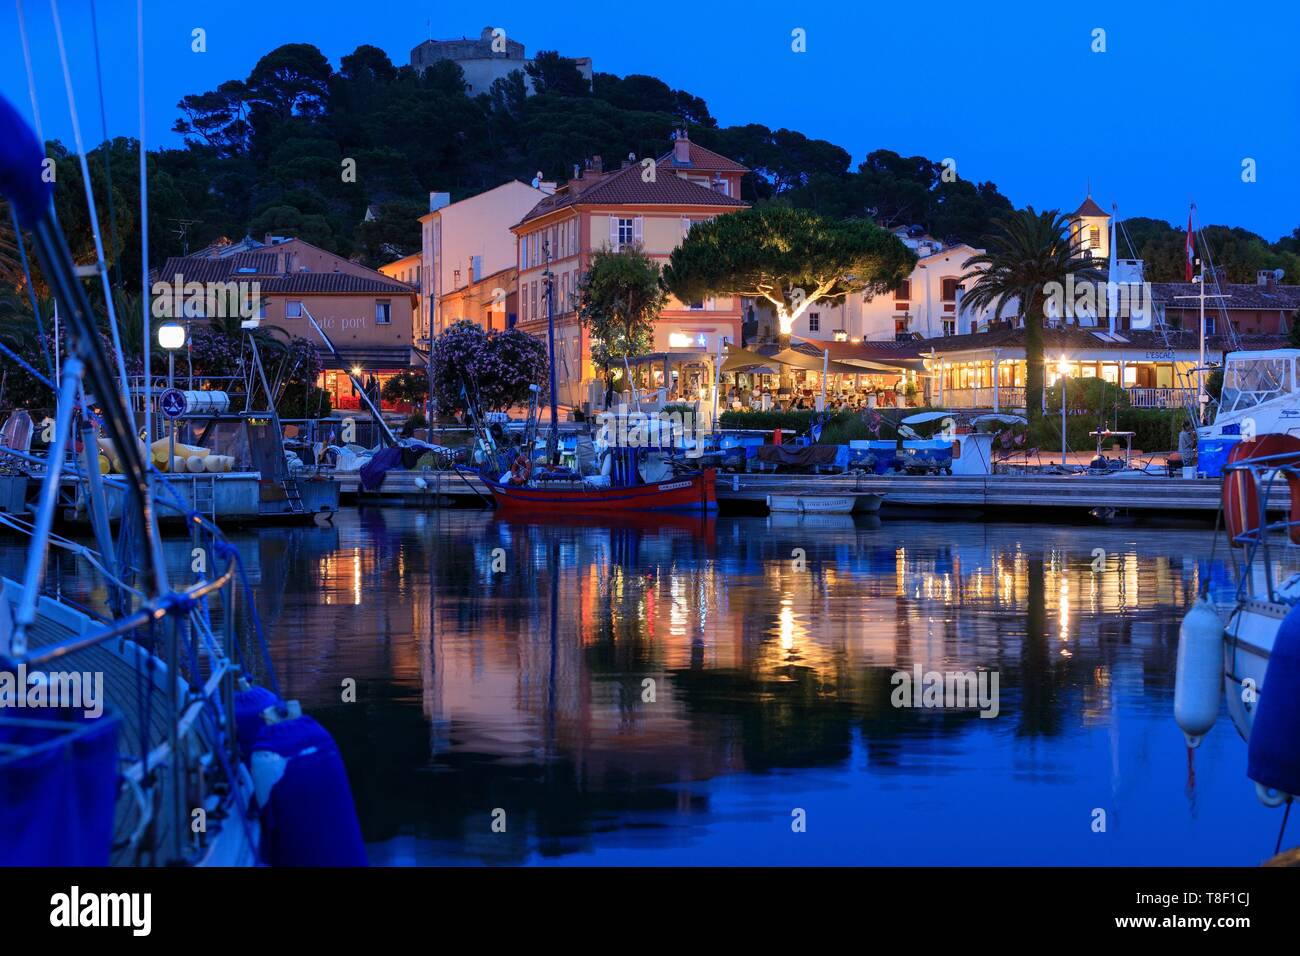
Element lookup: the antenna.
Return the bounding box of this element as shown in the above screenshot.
[168,217,199,255]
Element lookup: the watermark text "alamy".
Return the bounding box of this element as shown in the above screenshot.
[890,666,1000,718]
[0,664,104,718]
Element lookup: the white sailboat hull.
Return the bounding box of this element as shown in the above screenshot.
[1221,599,1283,741]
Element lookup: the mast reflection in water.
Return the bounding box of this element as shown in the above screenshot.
[5,509,1276,865]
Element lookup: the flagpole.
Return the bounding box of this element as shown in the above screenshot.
[1174,204,1228,425]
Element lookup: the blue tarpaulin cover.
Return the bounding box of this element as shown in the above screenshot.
[0,710,120,866]
[358,445,406,491]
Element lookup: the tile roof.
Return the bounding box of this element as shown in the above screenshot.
[797,338,930,361]
[154,256,415,296]
[917,324,1289,355]
[656,140,749,174]
[517,151,749,225]
[1072,196,1108,218]
[260,273,416,295]
[1151,282,1300,311]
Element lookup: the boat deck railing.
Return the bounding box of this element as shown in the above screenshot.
[1222,453,1300,605]
[0,512,264,865]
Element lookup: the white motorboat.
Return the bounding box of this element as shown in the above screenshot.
[766,492,882,514]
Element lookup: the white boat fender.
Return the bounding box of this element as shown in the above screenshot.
[251,749,290,806]
[1255,782,1290,808]
[1174,595,1224,747]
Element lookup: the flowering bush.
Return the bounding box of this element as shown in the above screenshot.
[478,328,548,412]
[430,321,549,416]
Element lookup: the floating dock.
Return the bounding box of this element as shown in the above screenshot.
[55,472,340,524]
[339,468,1254,518]
[715,472,1237,515]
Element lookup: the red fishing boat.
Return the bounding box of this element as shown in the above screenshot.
[484,464,717,514]
[473,245,717,517]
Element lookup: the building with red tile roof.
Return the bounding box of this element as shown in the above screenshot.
[154,238,418,411]
[510,130,749,410]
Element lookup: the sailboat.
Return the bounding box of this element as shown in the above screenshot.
[0,82,365,866]
[1170,209,1300,817]
[475,246,717,515]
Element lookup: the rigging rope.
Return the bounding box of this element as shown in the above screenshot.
[9,205,54,379]
[137,0,152,453]
[89,0,124,291]
[48,0,133,405]
[14,0,45,145]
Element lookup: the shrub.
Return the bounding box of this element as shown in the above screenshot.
[381,369,429,407]
[430,322,549,416]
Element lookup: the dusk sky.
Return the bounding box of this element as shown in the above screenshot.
[3,0,1297,239]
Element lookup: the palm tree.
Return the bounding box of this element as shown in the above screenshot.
[959,208,1103,422]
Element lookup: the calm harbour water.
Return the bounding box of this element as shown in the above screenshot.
[8,508,1283,865]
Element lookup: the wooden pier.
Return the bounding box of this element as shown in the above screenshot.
[339,468,1251,518]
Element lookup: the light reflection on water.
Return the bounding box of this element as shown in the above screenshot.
[5,509,1280,865]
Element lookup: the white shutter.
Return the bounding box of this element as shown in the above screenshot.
[519,237,526,271]
[681,216,691,238]
[633,216,644,244]
[609,217,619,250]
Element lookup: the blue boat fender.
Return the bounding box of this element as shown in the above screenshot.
[251,709,367,866]
[234,684,282,761]
[1247,602,1300,806]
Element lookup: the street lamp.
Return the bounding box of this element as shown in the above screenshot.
[159,323,185,471]
[1056,355,1071,466]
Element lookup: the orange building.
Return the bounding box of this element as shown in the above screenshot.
[437,265,519,334]
[157,237,418,411]
[510,131,749,409]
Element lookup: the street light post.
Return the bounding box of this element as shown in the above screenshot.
[1057,355,1071,467]
[159,322,185,471]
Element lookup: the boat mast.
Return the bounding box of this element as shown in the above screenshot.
[544,240,559,467]
[1172,206,1227,424]
[1107,202,1118,335]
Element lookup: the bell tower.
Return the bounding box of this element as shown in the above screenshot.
[1069,194,1110,260]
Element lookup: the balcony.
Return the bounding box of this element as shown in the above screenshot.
[938,386,1193,410]
[940,387,1025,409]
[1125,387,1197,409]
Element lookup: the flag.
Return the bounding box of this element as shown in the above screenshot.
[1185,207,1195,282]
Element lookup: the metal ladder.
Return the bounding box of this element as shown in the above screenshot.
[280,478,305,513]
[191,476,216,521]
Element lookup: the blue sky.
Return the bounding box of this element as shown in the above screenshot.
[3,0,1297,239]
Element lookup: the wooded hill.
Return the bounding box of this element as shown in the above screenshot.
[4,41,1300,295]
